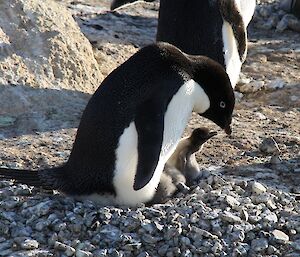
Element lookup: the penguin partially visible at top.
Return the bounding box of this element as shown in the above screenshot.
[0,43,234,206]
[110,0,256,88]
[150,128,218,204]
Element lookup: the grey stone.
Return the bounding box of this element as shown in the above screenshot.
[251,238,269,252]
[221,211,242,223]
[225,195,240,208]
[259,138,280,154]
[20,239,39,250]
[252,182,267,195]
[291,240,300,251]
[75,249,93,257]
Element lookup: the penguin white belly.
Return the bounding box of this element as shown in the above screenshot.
[113,79,209,206]
[222,21,242,88]
[236,0,256,27]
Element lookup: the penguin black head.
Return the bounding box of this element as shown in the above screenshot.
[186,128,217,154]
[190,55,235,135]
[190,128,217,146]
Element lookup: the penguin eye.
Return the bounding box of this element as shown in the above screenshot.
[220,101,226,108]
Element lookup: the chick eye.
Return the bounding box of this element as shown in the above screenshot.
[220,101,226,108]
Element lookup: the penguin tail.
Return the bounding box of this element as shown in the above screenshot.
[0,166,63,190]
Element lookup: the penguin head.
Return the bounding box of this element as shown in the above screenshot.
[191,56,235,135]
[190,128,217,145]
[188,128,217,154]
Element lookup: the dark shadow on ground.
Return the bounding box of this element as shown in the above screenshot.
[0,84,91,138]
[75,10,157,48]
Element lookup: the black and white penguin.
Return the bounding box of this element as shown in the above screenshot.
[0,43,234,206]
[156,0,256,87]
[110,0,256,88]
[150,128,218,204]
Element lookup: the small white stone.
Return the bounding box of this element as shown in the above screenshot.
[20,239,39,250]
[255,112,267,120]
[252,182,267,195]
[290,95,299,101]
[225,195,240,207]
[264,213,278,223]
[272,230,289,244]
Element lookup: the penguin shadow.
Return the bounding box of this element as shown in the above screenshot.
[76,10,157,47]
[0,84,91,138]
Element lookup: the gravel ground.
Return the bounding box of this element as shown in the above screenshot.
[0,0,299,256]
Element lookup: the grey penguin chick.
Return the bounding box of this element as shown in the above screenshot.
[166,127,217,185]
[150,128,217,204]
[0,42,234,206]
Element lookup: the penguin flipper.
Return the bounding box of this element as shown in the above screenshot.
[219,0,247,62]
[133,102,164,191]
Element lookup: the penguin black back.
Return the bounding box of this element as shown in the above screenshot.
[157,0,225,64]
[111,0,255,87]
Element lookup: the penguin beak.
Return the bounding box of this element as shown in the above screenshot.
[224,124,232,135]
[207,131,218,139]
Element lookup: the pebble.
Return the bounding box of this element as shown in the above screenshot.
[259,137,280,154]
[251,238,269,252]
[291,240,300,251]
[253,2,300,33]
[221,211,242,223]
[266,79,286,90]
[75,249,93,257]
[54,242,76,256]
[225,195,240,208]
[236,81,265,93]
[20,239,39,250]
[252,182,267,195]
[271,229,290,244]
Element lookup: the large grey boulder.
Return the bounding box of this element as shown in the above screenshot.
[0,0,103,135]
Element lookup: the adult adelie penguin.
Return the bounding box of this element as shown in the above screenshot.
[0,43,235,206]
[156,0,256,87]
[110,0,256,88]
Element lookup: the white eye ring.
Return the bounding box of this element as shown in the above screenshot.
[220,101,226,108]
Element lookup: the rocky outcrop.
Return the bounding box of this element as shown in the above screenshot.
[0,0,103,91]
[0,0,103,135]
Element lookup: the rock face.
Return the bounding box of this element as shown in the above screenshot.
[0,0,103,135]
[0,0,102,91]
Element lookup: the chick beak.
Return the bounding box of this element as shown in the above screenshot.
[224,124,232,135]
[207,131,218,139]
